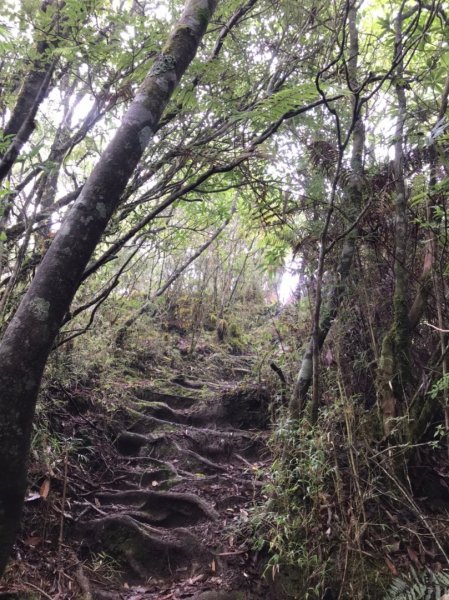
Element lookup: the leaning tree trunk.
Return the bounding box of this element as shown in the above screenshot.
[0,0,217,576]
[0,0,65,184]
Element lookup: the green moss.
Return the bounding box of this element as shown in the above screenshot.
[196,6,211,28]
[162,25,196,56]
[149,54,176,76]
[133,400,168,410]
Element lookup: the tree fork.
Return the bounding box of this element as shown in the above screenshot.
[0,0,217,576]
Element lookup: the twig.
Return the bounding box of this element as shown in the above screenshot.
[424,321,449,333]
[25,582,53,600]
[59,446,69,550]
[235,453,254,469]
[75,564,93,600]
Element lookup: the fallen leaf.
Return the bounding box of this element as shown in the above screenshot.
[40,479,51,500]
[25,492,41,502]
[23,536,43,547]
[385,557,398,576]
[407,547,420,567]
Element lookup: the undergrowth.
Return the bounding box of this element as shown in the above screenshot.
[250,397,449,600]
[384,568,449,600]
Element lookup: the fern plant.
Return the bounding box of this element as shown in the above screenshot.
[384,567,449,600]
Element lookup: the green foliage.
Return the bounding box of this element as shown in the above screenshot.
[1,0,449,594]
[251,414,335,598]
[258,231,291,274]
[429,373,449,401]
[383,568,449,600]
[235,83,320,127]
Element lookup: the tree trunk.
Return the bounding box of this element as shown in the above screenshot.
[0,0,217,576]
[376,8,410,437]
[0,0,63,183]
[289,2,364,419]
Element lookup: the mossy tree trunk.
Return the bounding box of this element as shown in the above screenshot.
[408,72,449,441]
[290,1,365,420]
[376,8,410,437]
[0,0,217,577]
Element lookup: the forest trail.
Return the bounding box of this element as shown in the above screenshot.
[4,348,275,600]
[83,378,271,600]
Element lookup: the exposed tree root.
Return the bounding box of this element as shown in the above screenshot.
[60,378,270,597]
[80,514,212,577]
[189,592,246,600]
[172,442,228,473]
[116,430,227,472]
[115,431,166,455]
[75,564,93,600]
[95,489,218,526]
[124,405,256,440]
[117,456,205,481]
[130,386,197,410]
[127,399,192,424]
[90,590,120,600]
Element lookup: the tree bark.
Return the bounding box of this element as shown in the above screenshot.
[0,0,63,183]
[289,2,364,419]
[376,8,410,437]
[0,0,217,576]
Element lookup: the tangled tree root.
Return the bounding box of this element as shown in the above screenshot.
[95,489,218,527]
[129,386,197,410]
[127,399,192,424]
[81,515,212,578]
[189,592,247,600]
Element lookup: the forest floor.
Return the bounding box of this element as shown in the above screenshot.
[1,327,279,600]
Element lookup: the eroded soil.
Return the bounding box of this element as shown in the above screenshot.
[1,350,276,600]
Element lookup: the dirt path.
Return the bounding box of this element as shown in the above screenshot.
[1,358,274,600]
[77,380,272,600]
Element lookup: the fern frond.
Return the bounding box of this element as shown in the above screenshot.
[383,568,449,600]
